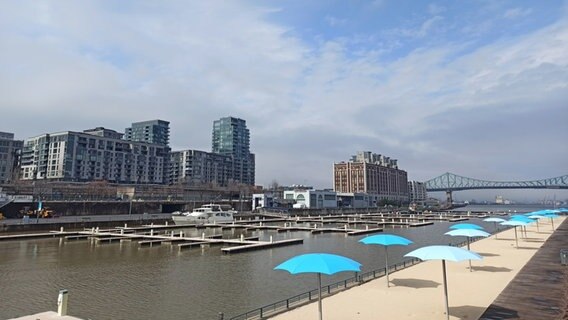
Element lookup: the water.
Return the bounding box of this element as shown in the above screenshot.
[0,208,536,320]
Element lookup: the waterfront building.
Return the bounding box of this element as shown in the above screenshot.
[0,132,23,184]
[20,128,168,183]
[125,120,170,146]
[334,151,408,203]
[212,117,255,185]
[169,149,232,186]
[283,189,337,209]
[336,192,378,208]
[408,181,428,203]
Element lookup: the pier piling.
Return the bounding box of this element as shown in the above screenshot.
[57,289,69,316]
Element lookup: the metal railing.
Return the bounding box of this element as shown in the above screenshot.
[228,257,422,320]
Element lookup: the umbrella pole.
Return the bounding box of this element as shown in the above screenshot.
[442,260,450,320]
[536,220,539,233]
[467,238,472,272]
[551,217,555,231]
[514,226,518,248]
[318,273,323,320]
[494,222,498,239]
[385,246,390,288]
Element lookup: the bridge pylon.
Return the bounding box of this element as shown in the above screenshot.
[446,190,452,205]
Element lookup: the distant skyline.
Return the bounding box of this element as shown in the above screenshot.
[1,1,567,201]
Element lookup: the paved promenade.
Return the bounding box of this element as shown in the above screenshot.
[271,217,566,320]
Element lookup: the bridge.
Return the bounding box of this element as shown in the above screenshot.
[424,172,568,204]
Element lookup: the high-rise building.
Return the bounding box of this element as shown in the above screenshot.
[0,132,23,183]
[334,151,408,202]
[169,149,232,186]
[125,120,170,146]
[212,117,255,185]
[20,128,168,184]
[408,181,427,203]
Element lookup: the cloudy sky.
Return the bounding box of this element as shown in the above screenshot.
[1,0,567,201]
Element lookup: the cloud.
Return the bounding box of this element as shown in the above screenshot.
[1,0,567,201]
[504,7,533,19]
[325,15,347,27]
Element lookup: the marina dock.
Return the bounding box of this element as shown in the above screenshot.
[0,211,485,256]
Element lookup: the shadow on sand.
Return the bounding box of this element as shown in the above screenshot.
[390,278,440,289]
[477,252,500,257]
[522,238,544,242]
[471,266,512,273]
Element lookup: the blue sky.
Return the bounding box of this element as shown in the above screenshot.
[1,0,567,201]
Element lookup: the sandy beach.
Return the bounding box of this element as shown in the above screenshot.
[270,217,565,320]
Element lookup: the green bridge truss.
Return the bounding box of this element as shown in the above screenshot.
[424,172,568,192]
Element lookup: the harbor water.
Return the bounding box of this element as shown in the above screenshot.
[0,205,545,319]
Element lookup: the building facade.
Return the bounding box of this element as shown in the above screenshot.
[125,120,170,146]
[283,189,338,209]
[334,151,408,202]
[20,128,168,184]
[211,117,255,185]
[408,181,427,203]
[0,132,23,184]
[169,149,232,186]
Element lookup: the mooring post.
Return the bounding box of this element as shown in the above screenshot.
[124,223,127,228]
[57,289,69,316]
[240,234,244,242]
[270,236,273,243]
[202,232,205,240]
[60,227,64,233]
[150,229,154,236]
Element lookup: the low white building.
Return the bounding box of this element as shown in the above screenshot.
[252,193,275,210]
[336,192,378,208]
[283,189,337,209]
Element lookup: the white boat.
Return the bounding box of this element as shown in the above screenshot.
[172,204,237,225]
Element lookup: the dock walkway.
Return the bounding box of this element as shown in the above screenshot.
[479,218,568,320]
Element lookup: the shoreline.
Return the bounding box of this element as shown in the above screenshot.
[269,216,566,320]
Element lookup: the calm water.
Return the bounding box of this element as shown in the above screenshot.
[0,206,539,320]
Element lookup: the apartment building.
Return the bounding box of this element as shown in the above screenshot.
[334,151,408,202]
[20,128,168,184]
[0,132,23,183]
[169,149,232,186]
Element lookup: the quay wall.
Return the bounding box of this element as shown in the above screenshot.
[1,201,251,218]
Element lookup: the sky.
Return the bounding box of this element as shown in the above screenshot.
[1,0,567,202]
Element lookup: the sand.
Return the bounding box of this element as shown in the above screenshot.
[270,217,565,320]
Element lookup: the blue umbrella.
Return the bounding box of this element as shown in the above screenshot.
[449,223,484,230]
[405,246,482,320]
[501,220,528,248]
[359,234,413,287]
[527,215,544,232]
[483,217,506,239]
[444,229,490,271]
[275,253,361,320]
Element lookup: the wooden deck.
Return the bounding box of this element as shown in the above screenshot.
[479,218,568,320]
